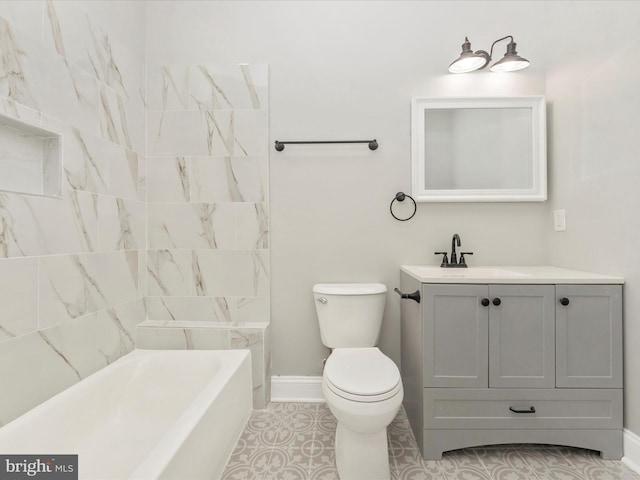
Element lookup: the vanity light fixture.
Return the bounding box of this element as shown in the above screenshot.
[448,35,530,73]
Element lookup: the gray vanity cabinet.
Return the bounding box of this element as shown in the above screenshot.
[555,284,623,388]
[423,284,555,389]
[488,284,555,389]
[423,285,488,388]
[399,271,623,461]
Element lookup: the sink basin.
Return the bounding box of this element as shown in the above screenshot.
[406,266,530,279]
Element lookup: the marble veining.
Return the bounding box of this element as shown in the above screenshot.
[194,65,234,110]
[0,192,102,258]
[44,2,97,114]
[45,0,64,58]
[159,66,190,110]
[147,249,190,297]
[214,297,233,323]
[206,109,235,155]
[240,64,261,110]
[192,249,207,296]
[177,157,190,200]
[148,109,237,156]
[225,156,245,201]
[87,26,127,101]
[98,196,144,252]
[115,198,135,249]
[0,18,37,109]
[1,15,102,134]
[38,330,81,380]
[252,250,270,295]
[45,1,142,105]
[39,252,139,328]
[64,127,108,193]
[0,1,146,427]
[148,203,234,250]
[189,64,268,111]
[196,203,220,249]
[40,255,106,325]
[248,203,269,249]
[97,305,135,365]
[0,194,27,257]
[67,189,97,252]
[189,156,267,203]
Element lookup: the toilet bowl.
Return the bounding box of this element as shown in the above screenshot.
[322,348,403,480]
[313,283,403,480]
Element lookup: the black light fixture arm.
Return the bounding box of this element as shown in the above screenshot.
[488,35,514,60]
[469,36,514,69]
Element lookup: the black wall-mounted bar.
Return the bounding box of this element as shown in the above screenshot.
[274,139,378,151]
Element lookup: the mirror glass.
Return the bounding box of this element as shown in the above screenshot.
[411,96,546,202]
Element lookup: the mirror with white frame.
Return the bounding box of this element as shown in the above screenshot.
[411,96,546,202]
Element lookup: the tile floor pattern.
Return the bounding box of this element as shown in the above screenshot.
[221,402,640,480]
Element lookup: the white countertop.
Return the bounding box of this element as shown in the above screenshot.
[400,265,624,284]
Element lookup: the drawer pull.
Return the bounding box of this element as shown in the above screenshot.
[509,406,536,414]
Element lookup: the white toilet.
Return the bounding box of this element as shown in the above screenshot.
[313,283,403,480]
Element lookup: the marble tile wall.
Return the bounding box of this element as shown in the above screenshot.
[0,1,271,422]
[145,63,271,406]
[145,63,270,326]
[0,1,146,425]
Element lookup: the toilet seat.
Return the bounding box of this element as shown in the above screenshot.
[324,348,401,403]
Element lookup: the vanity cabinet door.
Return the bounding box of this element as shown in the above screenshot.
[423,284,489,388]
[488,285,555,388]
[556,285,623,388]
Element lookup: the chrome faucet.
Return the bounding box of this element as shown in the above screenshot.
[435,233,473,268]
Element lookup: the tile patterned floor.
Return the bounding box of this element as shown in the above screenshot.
[221,402,640,480]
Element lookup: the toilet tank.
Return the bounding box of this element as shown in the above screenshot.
[313,283,387,348]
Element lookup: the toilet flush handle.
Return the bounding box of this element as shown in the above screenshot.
[316,297,328,304]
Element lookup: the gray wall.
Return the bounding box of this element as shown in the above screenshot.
[544,1,640,435]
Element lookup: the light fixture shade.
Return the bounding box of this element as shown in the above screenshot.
[448,37,489,73]
[490,40,530,72]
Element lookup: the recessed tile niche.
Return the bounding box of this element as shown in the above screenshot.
[0,114,61,197]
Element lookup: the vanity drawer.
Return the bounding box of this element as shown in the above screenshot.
[424,388,622,430]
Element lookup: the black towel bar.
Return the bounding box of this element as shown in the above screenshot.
[274,140,378,151]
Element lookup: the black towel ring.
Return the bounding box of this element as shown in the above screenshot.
[390,192,417,221]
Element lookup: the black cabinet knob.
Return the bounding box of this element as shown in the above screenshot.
[492,298,501,306]
[481,298,490,307]
[560,297,570,306]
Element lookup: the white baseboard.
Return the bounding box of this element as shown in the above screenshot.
[624,429,640,474]
[270,376,325,403]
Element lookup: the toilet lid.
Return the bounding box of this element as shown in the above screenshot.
[324,348,401,399]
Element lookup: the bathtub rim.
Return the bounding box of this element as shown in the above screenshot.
[0,348,253,479]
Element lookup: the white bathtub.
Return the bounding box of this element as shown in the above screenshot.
[0,349,252,479]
